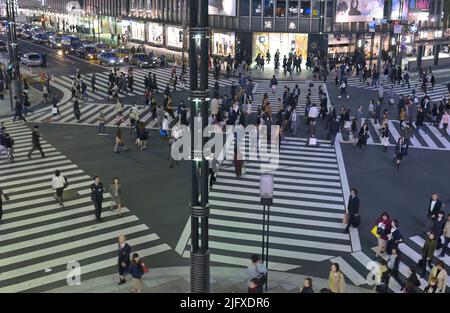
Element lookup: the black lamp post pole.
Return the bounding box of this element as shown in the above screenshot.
[189,0,210,293]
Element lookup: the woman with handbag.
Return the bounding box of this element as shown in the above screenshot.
[393,137,406,170]
[51,170,67,207]
[109,177,123,216]
[374,212,392,258]
[386,219,403,255]
[129,253,145,293]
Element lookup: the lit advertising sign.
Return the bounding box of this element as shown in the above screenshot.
[335,0,385,23]
[166,26,183,48]
[208,0,236,16]
[407,0,430,21]
[391,0,409,20]
[148,22,163,44]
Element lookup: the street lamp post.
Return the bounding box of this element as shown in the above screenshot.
[189,0,210,294]
[181,0,187,70]
[5,0,22,110]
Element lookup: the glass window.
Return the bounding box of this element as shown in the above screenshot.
[288,1,298,18]
[264,0,274,17]
[312,0,320,17]
[276,1,286,17]
[326,0,333,18]
[241,0,250,16]
[253,0,262,16]
[131,0,136,10]
[146,0,152,10]
[300,0,310,17]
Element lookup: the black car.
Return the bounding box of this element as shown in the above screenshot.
[0,40,6,51]
[19,30,32,40]
[63,41,82,55]
[76,46,98,60]
[130,53,158,68]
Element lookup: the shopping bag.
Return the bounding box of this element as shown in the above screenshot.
[342,213,349,225]
[371,225,381,238]
[52,107,59,115]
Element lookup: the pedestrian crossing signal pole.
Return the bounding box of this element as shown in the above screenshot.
[189,0,211,293]
[260,174,274,291]
[5,0,23,107]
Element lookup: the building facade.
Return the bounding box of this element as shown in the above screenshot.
[16,0,449,68]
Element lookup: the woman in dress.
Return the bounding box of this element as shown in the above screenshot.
[109,177,123,216]
[328,263,346,293]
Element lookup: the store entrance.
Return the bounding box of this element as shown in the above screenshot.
[253,33,308,62]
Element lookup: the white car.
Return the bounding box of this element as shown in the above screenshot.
[20,53,43,67]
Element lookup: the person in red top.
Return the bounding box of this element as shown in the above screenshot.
[375,212,392,257]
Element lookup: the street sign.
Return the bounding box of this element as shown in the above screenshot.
[409,23,418,34]
[394,25,403,34]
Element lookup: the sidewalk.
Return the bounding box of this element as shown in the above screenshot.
[0,84,42,118]
[47,266,373,293]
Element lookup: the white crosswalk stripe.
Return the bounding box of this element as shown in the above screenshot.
[179,133,355,272]
[0,122,171,292]
[340,119,450,151]
[48,67,234,103]
[252,80,326,116]
[345,76,449,102]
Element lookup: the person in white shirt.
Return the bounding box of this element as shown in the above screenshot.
[290,106,298,135]
[52,170,67,207]
[308,103,319,136]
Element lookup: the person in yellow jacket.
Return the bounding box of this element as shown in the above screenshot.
[428,261,448,293]
[328,263,346,293]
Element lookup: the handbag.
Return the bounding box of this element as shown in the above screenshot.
[342,213,349,225]
[371,226,381,238]
[352,214,361,227]
[142,262,149,274]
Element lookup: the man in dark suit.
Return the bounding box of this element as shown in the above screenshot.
[27,125,45,159]
[427,193,442,219]
[90,176,104,221]
[344,188,360,233]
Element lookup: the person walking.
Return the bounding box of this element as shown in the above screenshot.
[97,111,106,135]
[90,73,96,93]
[379,121,390,152]
[344,188,360,233]
[247,254,267,293]
[12,96,27,122]
[419,232,438,277]
[90,176,104,221]
[374,212,392,257]
[114,123,129,153]
[51,170,67,207]
[73,97,81,121]
[117,234,131,285]
[356,123,369,149]
[393,137,406,169]
[427,261,447,293]
[439,213,450,257]
[386,219,403,254]
[27,125,45,159]
[328,263,346,293]
[109,177,123,216]
[387,247,401,279]
[401,267,421,293]
[0,186,9,223]
[129,253,145,293]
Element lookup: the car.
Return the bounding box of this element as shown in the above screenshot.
[19,30,32,40]
[0,40,6,51]
[63,41,82,55]
[32,33,49,44]
[45,31,57,40]
[20,53,43,67]
[98,52,123,66]
[95,42,111,53]
[130,53,157,68]
[113,47,132,63]
[48,37,64,49]
[81,40,95,47]
[76,46,98,60]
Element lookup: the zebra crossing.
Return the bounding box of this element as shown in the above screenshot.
[345,76,449,102]
[252,80,325,115]
[23,100,185,131]
[0,122,171,292]
[50,67,234,102]
[179,135,356,271]
[342,118,450,151]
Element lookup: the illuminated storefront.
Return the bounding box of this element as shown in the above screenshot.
[253,33,308,60]
[212,32,235,56]
[166,25,183,48]
[130,21,145,41]
[147,22,163,45]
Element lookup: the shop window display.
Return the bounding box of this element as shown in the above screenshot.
[253,33,308,61]
[276,0,286,17]
[264,0,274,17]
[253,0,262,16]
[300,0,311,17]
[288,1,298,18]
[213,32,235,56]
